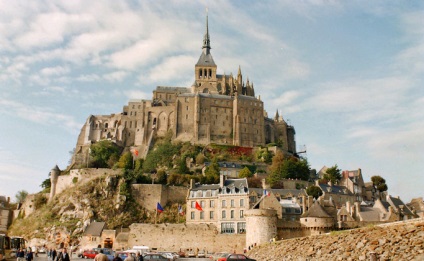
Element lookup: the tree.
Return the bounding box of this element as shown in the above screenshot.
[90,140,121,168]
[238,167,253,178]
[371,175,388,192]
[15,190,28,203]
[204,160,220,184]
[117,152,133,170]
[306,186,323,199]
[156,170,168,184]
[195,153,206,165]
[323,164,342,184]
[40,178,51,190]
[267,151,310,186]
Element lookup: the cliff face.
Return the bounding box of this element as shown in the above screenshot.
[8,173,134,246]
[248,218,424,261]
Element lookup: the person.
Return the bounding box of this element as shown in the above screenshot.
[16,248,25,261]
[25,249,34,261]
[123,253,135,261]
[56,249,70,261]
[51,249,57,261]
[94,249,108,261]
[135,252,143,261]
[112,253,122,261]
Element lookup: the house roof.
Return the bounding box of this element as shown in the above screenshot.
[358,206,382,222]
[83,222,105,236]
[249,188,306,198]
[388,196,414,216]
[319,184,353,195]
[302,201,332,218]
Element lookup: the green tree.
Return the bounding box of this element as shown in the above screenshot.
[204,160,220,184]
[15,190,28,203]
[306,186,323,199]
[40,178,51,190]
[195,153,206,165]
[238,167,253,178]
[90,140,121,168]
[371,175,388,192]
[117,152,134,170]
[323,164,342,184]
[143,141,181,173]
[177,158,189,174]
[156,170,168,184]
[267,151,310,186]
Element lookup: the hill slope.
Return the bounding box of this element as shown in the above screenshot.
[248,219,424,261]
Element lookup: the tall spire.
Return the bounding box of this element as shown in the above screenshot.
[202,10,211,55]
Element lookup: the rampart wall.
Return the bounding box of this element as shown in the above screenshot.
[129,223,246,253]
[131,184,187,211]
[55,168,121,196]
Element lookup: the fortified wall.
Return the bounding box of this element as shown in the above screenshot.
[131,184,187,211]
[129,223,246,253]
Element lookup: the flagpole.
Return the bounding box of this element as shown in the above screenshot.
[178,205,180,223]
[155,207,157,224]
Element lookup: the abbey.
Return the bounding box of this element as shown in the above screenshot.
[73,15,296,164]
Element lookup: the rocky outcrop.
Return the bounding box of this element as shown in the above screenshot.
[248,218,424,261]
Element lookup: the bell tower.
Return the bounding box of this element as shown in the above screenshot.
[194,12,218,93]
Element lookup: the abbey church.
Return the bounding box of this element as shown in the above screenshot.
[73,15,296,164]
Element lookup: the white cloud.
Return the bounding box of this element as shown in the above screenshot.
[104,71,128,82]
[0,98,81,132]
[147,55,194,82]
[123,90,151,100]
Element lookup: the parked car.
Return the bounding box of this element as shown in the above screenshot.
[83,250,98,259]
[143,253,168,260]
[209,252,230,260]
[197,251,205,258]
[187,251,196,258]
[217,254,256,261]
[115,251,129,260]
[158,252,175,260]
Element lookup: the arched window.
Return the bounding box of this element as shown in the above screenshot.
[199,69,202,78]
[209,69,212,78]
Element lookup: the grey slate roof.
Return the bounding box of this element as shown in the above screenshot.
[301,201,332,218]
[319,184,353,195]
[191,184,220,191]
[388,196,414,216]
[196,52,216,66]
[155,86,191,93]
[83,221,105,236]
[359,206,382,222]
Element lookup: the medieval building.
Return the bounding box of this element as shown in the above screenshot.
[72,15,296,165]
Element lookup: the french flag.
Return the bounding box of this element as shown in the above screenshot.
[157,202,164,213]
[264,189,271,196]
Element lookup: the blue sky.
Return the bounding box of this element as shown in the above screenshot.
[0,0,423,203]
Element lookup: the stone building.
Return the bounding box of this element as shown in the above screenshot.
[186,176,249,234]
[0,196,12,233]
[71,15,296,166]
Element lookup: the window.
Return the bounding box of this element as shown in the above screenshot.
[200,212,204,220]
[191,212,195,220]
[237,222,246,234]
[240,199,244,207]
[221,222,235,234]
[186,106,189,110]
[191,201,195,208]
[240,210,244,218]
[231,210,234,219]
[222,200,226,207]
[209,211,214,219]
[222,210,226,219]
[210,200,215,208]
[231,199,235,207]
[201,201,205,208]
[186,114,188,119]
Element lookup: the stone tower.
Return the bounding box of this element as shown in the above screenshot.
[245,209,278,248]
[49,165,60,202]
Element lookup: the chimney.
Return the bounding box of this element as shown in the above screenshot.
[7,197,10,204]
[315,180,320,186]
[190,179,194,189]
[346,201,351,215]
[354,202,360,217]
[220,175,225,187]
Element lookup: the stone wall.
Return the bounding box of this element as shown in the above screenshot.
[248,218,424,261]
[129,223,246,253]
[55,168,121,196]
[131,184,187,211]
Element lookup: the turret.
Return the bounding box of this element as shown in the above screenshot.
[49,165,60,202]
